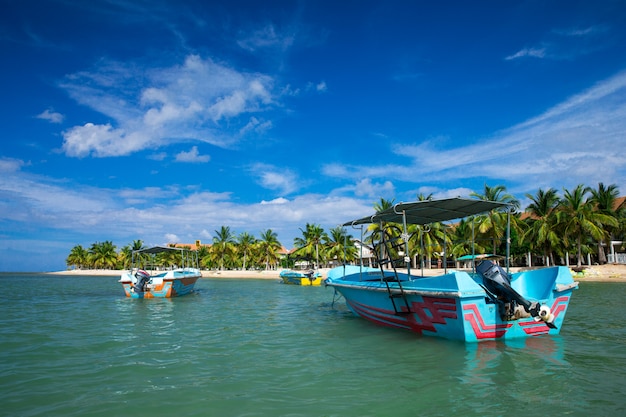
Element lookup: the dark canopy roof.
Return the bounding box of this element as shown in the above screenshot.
[343,197,511,226]
[132,246,190,255]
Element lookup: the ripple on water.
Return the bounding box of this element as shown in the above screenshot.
[0,275,625,416]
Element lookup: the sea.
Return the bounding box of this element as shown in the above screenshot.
[0,273,624,417]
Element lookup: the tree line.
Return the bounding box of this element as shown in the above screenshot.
[65,182,626,271]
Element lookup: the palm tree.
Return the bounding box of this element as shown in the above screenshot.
[323,226,358,264]
[196,245,210,269]
[212,226,236,271]
[88,241,118,269]
[523,188,561,266]
[558,184,618,267]
[258,229,282,270]
[589,183,625,263]
[365,198,397,266]
[408,221,449,269]
[373,197,395,213]
[293,223,327,269]
[118,245,133,269]
[449,218,488,261]
[407,193,437,268]
[66,244,88,269]
[237,232,257,271]
[470,184,520,255]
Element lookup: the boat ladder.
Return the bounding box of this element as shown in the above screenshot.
[372,226,412,315]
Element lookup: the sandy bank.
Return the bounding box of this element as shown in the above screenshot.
[46,264,626,282]
[46,268,286,279]
[201,270,284,280]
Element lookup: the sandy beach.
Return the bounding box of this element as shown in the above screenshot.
[46,268,283,279]
[47,264,626,282]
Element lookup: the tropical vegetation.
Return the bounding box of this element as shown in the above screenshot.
[65,183,626,271]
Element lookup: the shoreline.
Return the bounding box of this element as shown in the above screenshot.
[43,264,626,282]
[45,268,283,280]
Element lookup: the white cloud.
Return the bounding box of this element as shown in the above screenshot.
[62,123,151,157]
[148,152,167,161]
[0,161,381,271]
[321,70,626,194]
[261,197,289,205]
[164,233,180,243]
[0,157,27,172]
[36,109,64,123]
[174,146,210,163]
[506,25,611,62]
[237,24,295,51]
[59,55,278,158]
[505,47,546,60]
[350,179,395,198]
[553,25,608,37]
[199,229,212,240]
[251,163,300,195]
[240,117,273,135]
[306,81,328,93]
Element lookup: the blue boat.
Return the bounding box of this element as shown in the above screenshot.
[119,246,201,298]
[325,198,578,342]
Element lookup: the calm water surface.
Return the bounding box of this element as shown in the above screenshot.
[0,274,624,416]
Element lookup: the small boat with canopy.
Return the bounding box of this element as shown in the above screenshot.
[119,246,201,298]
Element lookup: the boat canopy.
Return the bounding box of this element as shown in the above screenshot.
[343,197,511,226]
[132,245,193,255]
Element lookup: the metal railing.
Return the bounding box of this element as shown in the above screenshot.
[607,253,626,264]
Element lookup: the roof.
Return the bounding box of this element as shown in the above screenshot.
[133,245,193,255]
[343,197,511,226]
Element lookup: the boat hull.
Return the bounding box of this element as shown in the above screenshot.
[280,270,323,286]
[326,265,577,342]
[281,276,324,286]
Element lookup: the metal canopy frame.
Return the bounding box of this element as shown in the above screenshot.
[342,197,513,276]
[343,197,510,227]
[131,245,199,271]
[132,245,190,255]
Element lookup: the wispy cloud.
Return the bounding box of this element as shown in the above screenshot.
[331,178,395,199]
[0,157,27,173]
[0,163,372,252]
[506,24,611,61]
[250,163,301,195]
[174,146,210,163]
[36,109,64,123]
[505,46,546,60]
[553,25,608,37]
[322,71,626,194]
[237,23,295,52]
[306,81,328,93]
[59,55,279,158]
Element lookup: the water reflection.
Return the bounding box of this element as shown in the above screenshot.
[460,336,567,385]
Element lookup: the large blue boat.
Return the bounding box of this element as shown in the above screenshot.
[325,198,578,342]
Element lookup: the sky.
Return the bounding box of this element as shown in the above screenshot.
[1,0,626,272]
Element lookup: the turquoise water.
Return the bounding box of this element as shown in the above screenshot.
[1,274,624,417]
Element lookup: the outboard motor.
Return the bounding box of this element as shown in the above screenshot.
[476,261,556,328]
[133,269,151,293]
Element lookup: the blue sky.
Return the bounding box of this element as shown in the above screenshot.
[1,0,626,272]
